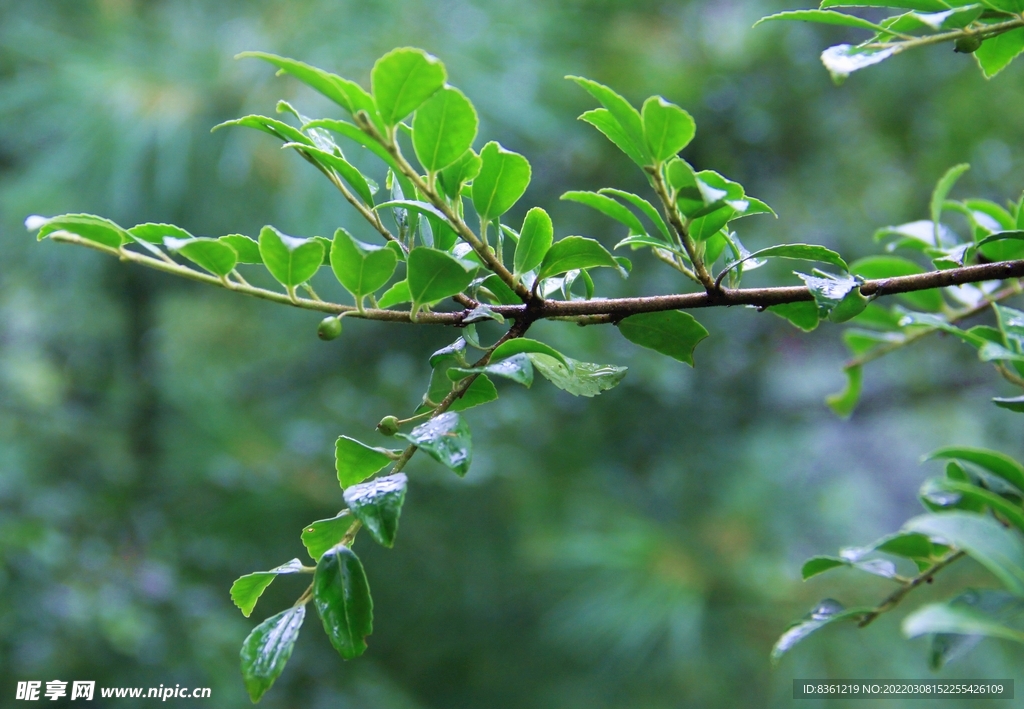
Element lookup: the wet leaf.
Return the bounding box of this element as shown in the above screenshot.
[240,606,305,703]
[528,353,627,397]
[230,559,306,618]
[314,545,373,660]
[395,412,472,476]
[343,473,408,548]
[771,599,870,665]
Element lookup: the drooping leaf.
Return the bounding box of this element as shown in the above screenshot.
[412,86,478,173]
[302,512,357,562]
[371,48,446,126]
[330,228,398,305]
[343,473,408,548]
[528,353,627,397]
[219,234,262,264]
[769,302,820,332]
[567,76,650,165]
[395,412,472,476]
[641,96,696,162]
[240,606,305,703]
[796,271,860,315]
[820,0,953,11]
[407,247,477,315]
[281,142,376,206]
[314,544,373,660]
[827,364,863,418]
[995,303,1024,354]
[335,436,394,489]
[449,374,499,412]
[449,353,535,387]
[723,244,848,280]
[904,602,1024,645]
[491,338,569,367]
[975,27,1024,78]
[472,141,532,221]
[230,559,306,618]
[237,52,380,129]
[538,236,620,281]
[905,512,1024,595]
[931,164,970,234]
[920,478,1024,532]
[617,311,709,366]
[927,446,1024,493]
[801,556,847,579]
[258,226,325,289]
[514,207,554,277]
[771,599,871,665]
[29,213,128,248]
[561,191,648,236]
[164,237,238,277]
[922,590,1024,669]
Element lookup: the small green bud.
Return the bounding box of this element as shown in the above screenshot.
[954,35,982,54]
[377,415,400,436]
[317,316,343,340]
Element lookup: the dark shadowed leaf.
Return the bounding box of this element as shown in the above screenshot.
[618,311,709,366]
[314,545,373,660]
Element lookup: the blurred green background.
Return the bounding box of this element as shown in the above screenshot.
[2,0,1024,706]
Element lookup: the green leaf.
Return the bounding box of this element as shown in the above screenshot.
[395,412,472,476]
[820,0,952,11]
[491,338,569,367]
[211,114,311,146]
[771,599,871,665]
[342,473,408,548]
[449,374,499,412]
[561,191,648,236]
[302,512,357,562]
[450,354,534,387]
[927,447,1024,493]
[598,189,673,243]
[281,142,376,206]
[994,395,1024,412]
[329,229,398,305]
[514,207,554,277]
[303,119,416,199]
[472,141,532,221]
[769,302,821,332]
[412,86,478,173]
[230,559,305,618]
[852,255,944,312]
[374,199,449,223]
[164,237,238,277]
[528,353,627,397]
[219,235,262,264]
[407,247,477,316]
[617,311,709,366]
[827,365,863,418]
[905,512,1024,595]
[371,48,446,126]
[754,9,892,32]
[127,222,192,244]
[314,544,373,660]
[537,236,619,281]
[378,280,411,308]
[796,272,859,314]
[240,606,305,704]
[237,52,380,129]
[567,76,650,165]
[977,230,1024,262]
[931,164,970,234]
[904,602,1024,644]
[925,590,1024,669]
[820,44,896,83]
[438,149,482,200]
[335,436,394,489]
[995,303,1024,353]
[476,274,520,306]
[801,556,847,579]
[578,108,648,167]
[641,96,696,162]
[975,27,1024,78]
[28,213,128,248]
[920,478,1024,532]
[258,226,324,289]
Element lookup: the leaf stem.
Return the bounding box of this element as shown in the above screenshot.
[857,550,966,628]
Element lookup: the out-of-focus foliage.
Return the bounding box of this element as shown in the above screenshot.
[2,0,1024,706]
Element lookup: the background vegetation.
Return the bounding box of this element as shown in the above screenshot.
[2,0,1023,705]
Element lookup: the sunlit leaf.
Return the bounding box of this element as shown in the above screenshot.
[412,86,478,173]
[371,48,446,126]
[472,141,532,221]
